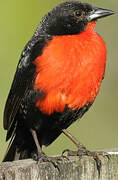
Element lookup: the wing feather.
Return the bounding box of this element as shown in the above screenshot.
[3,34,51,140]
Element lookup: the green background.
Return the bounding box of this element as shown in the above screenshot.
[0,0,118,162]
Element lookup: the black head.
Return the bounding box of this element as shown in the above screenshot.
[39,1,115,36]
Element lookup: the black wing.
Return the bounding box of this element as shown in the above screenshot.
[3,33,51,140]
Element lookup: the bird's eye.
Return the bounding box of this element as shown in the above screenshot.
[74,10,81,17]
[85,8,89,12]
[85,8,91,13]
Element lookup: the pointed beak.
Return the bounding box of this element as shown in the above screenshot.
[88,7,116,21]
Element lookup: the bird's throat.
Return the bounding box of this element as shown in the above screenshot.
[84,21,96,33]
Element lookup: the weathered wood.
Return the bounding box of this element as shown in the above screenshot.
[0,153,118,180]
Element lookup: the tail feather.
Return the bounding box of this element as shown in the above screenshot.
[3,136,17,162]
[2,136,29,162]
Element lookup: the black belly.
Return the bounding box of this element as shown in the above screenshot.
[16,102,92,148]
[10,89,92,154]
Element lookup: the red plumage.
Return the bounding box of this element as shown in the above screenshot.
[34,21,106,114]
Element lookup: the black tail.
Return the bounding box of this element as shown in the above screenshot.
[2,136,29,162]
[3,136,17,162]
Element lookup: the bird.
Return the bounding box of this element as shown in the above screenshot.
[3,1,115,166]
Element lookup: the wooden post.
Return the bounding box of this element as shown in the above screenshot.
[0,153,118,180]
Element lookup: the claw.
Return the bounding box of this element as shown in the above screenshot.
[61,148,110,178]
[85,151,110,178]
[32,152,60,172]
[61,150,70,161]
[96,151,111,160]
[88,152,101,178]
[62,149,70,156]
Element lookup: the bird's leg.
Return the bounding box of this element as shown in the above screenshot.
[30,129,46,161]
[30,129,50,160]
[30,129,62,170]
[30,129,43,154]
[62,129,87,152]
[62,129,109,177]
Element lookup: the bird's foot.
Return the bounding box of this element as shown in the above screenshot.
[62,148,110,177]
[32,151,65,172]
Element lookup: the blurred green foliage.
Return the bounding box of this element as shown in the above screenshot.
[0,0,118,162]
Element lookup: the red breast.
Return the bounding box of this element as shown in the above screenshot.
[34,21,106,114]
